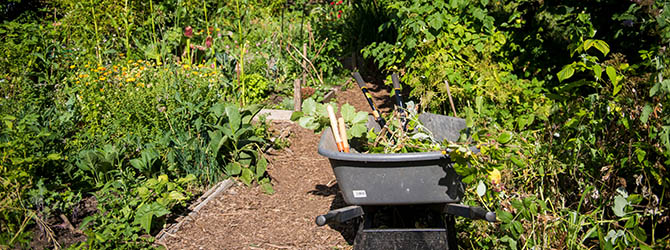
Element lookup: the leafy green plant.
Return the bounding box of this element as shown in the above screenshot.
[74,174,194,248]
[291,98,368,140]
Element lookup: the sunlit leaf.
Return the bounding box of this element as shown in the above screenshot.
[557,65,575,82]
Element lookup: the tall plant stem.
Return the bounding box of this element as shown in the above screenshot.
[124,0,131,58]
[202,0,215,67]
[90,0,101,65]
[149,0,161,64]
[235,0,245,105]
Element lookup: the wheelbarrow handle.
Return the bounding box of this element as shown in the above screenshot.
[352,72,386,128]
[391,73,407,130]
[315,205,364,226]
[445,203,496,222]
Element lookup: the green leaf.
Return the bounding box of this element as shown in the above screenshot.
[592,40,610,56]
[290,111,303,121]
[606,66,618,85]
[226,162,242,176]
[297,116,319,130]
[650,82,660,97]
[510,155,524,167]
[465,107,474,127]
[628,194,643,204]
[130,158,146,172]
[168,191,187,201]
[500,235,517,250]
[476,180,486,197]
[134,202,169,234]
[47,153,61,161]
[260,179,275,195]
[461,174,475,184]
[225,104,241,132]
[496,209,513,223]
[583,39,595,51]
[557,65,575,82]
[612,195,629,217]
[352,111,368,124]
[341,104,356,122]
[210,103,225,118]
[428,13,444,30]
[497,131,513,144]
[301,98,317,115]
[240,168,253,186]
[593,64,602,81]
[475,96,483,114]
[177,174,196,185]
[613,83,623,96]
[348,124,367,139]
[641,104,652,124]
[255,156,267,179]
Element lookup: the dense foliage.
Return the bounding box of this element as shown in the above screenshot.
[0,0,323,248]
[1,0,669,249]
[352,0,670,248]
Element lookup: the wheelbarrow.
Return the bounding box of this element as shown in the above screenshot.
[316,113,495,249]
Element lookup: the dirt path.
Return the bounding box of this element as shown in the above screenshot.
[164,80,391,250]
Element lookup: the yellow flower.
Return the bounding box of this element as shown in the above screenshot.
[156,61,162,66]
[100,88,104,92]
[99,77,106,81]
[489,169,501,186]
[97,66,106,71]
[126,77,136,82]
[75,80,80,84]
[70,65,76,69]
[85,64,90,68]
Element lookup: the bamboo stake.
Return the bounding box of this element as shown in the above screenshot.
[444,79,457,117]
[293,79,301,111]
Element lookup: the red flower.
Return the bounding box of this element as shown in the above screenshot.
[205,36,213,48]
[336,0,342,5]
[338,10,343,13]
[337,13,341,18]
[330,1,334,5]
[184,26,193,38]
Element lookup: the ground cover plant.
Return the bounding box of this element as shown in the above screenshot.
[2,0,670,249]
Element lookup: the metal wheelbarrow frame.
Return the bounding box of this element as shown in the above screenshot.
[315,114,495,249]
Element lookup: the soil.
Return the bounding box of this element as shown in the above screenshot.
[164,79,395,249]
[30,196,97,249]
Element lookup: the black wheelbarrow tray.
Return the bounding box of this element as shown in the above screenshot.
[315,113,495,249]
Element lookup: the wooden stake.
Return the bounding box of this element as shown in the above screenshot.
[294,79,301,111]
[302,43,307,88]
[326,104,343,152]
[338,117,350,153]
[444,79,457,117]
